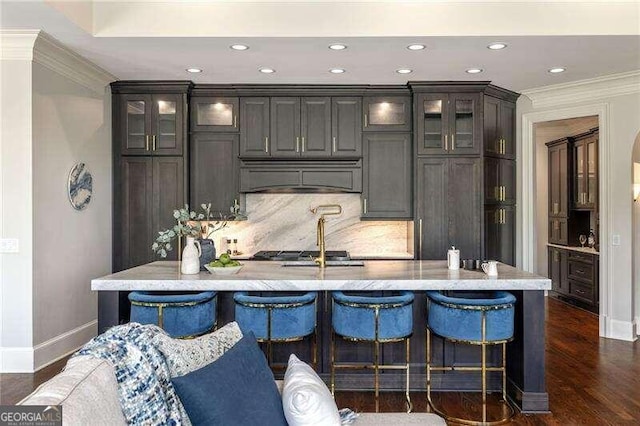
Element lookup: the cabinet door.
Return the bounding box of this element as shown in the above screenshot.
[415,158,449,259]
[586,138,598,209]
[549,218,568,245]
[118,157,154,269]
[548,142,569,217]
[483,96,500,156]
[499,159,517,205]
[119,94,152,156]
[448,93,481,155]
[271,97,301,157]
[152,157,184,261]
[191,97,239,132]
[499,101,516,159]
[240,97,270,157]
[190,133,239,215]
[151,94,184,156]
[363,96,411,132]
[331,97,362,157]
[485,205,515,265]
[484,157,500,204]
[548,247,568,294]
[362,133,412,219]
[574,141,587,209]
[448,158,482,259]
[416,93,449,155]
[301,97,331,157]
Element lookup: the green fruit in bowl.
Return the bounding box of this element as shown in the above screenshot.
[228,260,241,267]
[208,260,223,268]
[219,253,231,265]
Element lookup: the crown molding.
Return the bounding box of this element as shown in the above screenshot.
[522,70,640,109]
[1,30,115,94]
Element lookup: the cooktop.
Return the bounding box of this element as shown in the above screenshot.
[251,250,350,261]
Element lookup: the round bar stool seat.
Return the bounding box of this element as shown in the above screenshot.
[128,291,217,339]
[331,291,414,413]
[425,290,516,426]
[233,292,318,369]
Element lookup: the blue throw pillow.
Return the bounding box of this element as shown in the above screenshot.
[171,332,287,426]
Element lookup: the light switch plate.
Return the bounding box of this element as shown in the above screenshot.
[0,238,19,253]
[612,234,621,246]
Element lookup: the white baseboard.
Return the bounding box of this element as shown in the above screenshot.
[0,347,35,373]
[635,316,640,336]
[603,316,637,342]
[33,320,97,371]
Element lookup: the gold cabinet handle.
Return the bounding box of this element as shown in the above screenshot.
[296,136,300,152]
[265,136,269,153]
[364,114,368,128]
[152,135,156,151]
[418,219,423,259]
[444,134,448,151]
[553,202,559,215]
[502,186,506,201]
[301,137,305,152]
[146,135,150,151]
[234,115,237,128]
[332,136,337,152]
[363,198,368,214]
[451,134,455,151]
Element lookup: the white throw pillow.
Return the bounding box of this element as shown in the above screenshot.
[282,354,341,426]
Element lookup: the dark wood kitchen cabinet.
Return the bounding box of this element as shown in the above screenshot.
[415,157,482,260]
[548,246,568,295]
[332,97,362,157]
[415,92,481,155]
[484,157,516,204]
[361,133,412,219]
[547,138,570,218]
[240,97,270,157]
[270,97,301,157]
[363,96,411,132]
[117,93,186,156]
[301,97,332,157]
[548,217,568,245]
[485,204,515,265]
[484,96,516,159]
[548,246,598,312]
[190,133,239,216]
[115,156,185,271]
[573,129,598,210]
[191,97,239,132]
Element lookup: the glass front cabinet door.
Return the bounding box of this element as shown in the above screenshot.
[120,94,151,155]
[416,93,481,155]
[151,94,183,155]
[363,97,411,132]
[191,97,239,132]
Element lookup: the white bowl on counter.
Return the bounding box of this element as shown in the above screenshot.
[204,265,243,275]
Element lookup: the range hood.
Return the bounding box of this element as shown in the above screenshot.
[239,160,362,193]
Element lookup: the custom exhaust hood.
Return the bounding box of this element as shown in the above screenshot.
[239,160,362,193]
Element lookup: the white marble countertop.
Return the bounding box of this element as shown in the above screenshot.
[547,243,599,255]
[92,260,551,291]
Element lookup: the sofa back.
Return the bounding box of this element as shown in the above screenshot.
[19,356,126,426]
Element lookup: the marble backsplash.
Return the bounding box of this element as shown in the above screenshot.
[211,194,413,258]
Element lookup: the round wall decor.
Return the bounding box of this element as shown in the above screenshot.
[68,162,93,210]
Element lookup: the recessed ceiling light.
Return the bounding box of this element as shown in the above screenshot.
[407,44,426,51]
[466,68,483,74]
[259,68,275,74]
[230,44,249,51]
[396,68,413,74]
[186,68,202,73]
[487,42,507,50]
[549,67,566,73]
[330,68,345,74]
[329,44,347,50]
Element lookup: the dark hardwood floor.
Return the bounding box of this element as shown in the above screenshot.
[1,297,638,424]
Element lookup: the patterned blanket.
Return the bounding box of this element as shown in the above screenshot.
[74,323,190,425]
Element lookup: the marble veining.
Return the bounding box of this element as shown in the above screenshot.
[92,260,551,291]
[213,194,412,258]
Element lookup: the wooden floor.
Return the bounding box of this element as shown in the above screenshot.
[1,297,638,424]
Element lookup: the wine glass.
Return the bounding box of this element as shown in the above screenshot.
[579,235,587,248]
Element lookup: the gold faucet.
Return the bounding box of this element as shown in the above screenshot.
[309,204,342,268]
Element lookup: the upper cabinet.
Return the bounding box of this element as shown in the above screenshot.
[332,97,362,157]
[118,93,185,156]
[363,96,411,132]
[484,96,516,159]
[573,129,598,210]
[547,138,570,218]
[484,157,516,205]
[191,97,239,132]
[270,97,302,157]
[301,97,332,157]
[240,97,270,157]
[415,92,481,155]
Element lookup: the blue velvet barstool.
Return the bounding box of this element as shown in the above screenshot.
[233,292,318,369]
[425,291,516,425]
[128,291,218,339]
[331,291,415,413]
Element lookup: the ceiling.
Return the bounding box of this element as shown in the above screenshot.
[1,1,639,92]
[534,116,599,144]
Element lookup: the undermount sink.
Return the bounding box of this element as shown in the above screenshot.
[281,260,365,267]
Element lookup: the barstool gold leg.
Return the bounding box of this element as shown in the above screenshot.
[312,326,318,371]
[502,342,507,401]
[426,327,432,412]
[405,337,412,413]
[330,328,336,396]
[374,307,380,413]
[482,312,487,424]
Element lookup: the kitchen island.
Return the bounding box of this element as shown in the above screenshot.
[93,260,550,413]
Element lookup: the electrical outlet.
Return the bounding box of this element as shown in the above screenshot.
[612,234,621,246]
[0,238,19,253]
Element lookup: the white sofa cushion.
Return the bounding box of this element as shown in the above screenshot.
[282,354,341,426]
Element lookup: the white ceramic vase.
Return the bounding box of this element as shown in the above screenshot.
[181,236,202,275]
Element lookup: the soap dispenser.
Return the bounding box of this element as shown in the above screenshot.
[447,246,460,270]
